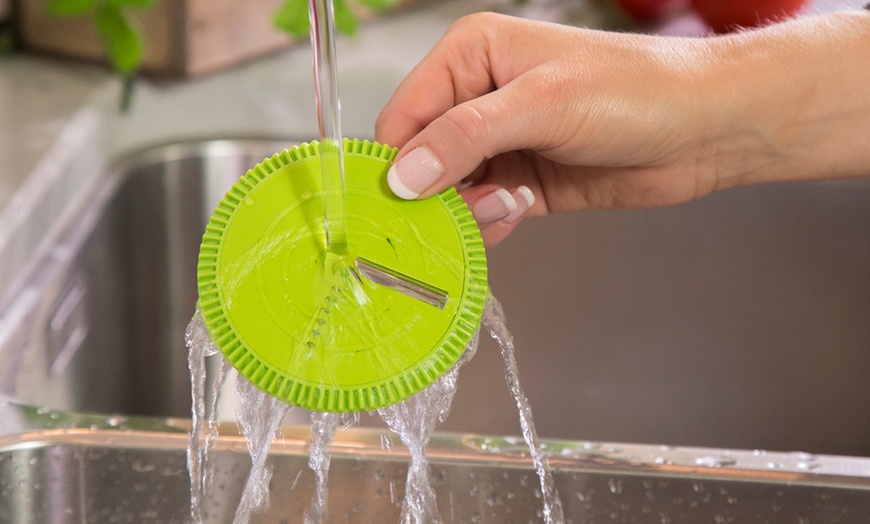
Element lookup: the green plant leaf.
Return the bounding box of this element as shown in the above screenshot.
[334,0,358,36]
[46,0,96,16]
[357,0,396,10]
[274,0,310,38]
[105,0,156,9]
[94,6,143,74]
[274,0,374,38]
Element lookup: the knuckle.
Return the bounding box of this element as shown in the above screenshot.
[450,12,501,34]
[442,104,491,149]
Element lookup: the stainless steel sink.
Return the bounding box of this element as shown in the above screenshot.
[0,140,290,418]
[1,401,869,523]
[1,139,870,523]
[2,139,870,456]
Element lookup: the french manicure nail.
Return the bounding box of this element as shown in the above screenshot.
[502,186,535,223]
[387,147,443,199]
[471,188,518,224]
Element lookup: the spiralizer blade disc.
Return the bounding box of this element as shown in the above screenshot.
[196,139,487,412]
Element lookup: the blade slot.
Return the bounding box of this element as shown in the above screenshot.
[355,257,448,309]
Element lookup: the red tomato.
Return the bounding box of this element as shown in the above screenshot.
[613,0,690,22]
[691,0,808,33]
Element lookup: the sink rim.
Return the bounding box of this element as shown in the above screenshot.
[2,398,870,490]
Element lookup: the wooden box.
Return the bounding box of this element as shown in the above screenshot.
[17,0,354,76]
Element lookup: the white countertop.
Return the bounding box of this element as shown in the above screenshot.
[0,57,106,209]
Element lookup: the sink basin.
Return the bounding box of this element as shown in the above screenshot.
[1,138,869,453]
[1,402,869,523]
[0,140,289,418]
[1,139,870,522]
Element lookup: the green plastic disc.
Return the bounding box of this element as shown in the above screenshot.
[197,139,487,412]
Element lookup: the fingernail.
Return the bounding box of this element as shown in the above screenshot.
[471,188,518,224]
[502,186,535,223]
[387,147,443,199]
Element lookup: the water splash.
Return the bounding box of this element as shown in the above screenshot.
[186,295,561,524]
[186,310,221,524]
[232,375,293,524]
[483,295,565,524]
[204,357,232,494]
[304,411,342,524]
[378,334,477,524]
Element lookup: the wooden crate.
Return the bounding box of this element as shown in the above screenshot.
[17,0,414,76]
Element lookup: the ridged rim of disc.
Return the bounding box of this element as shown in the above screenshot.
[196,139,487,412]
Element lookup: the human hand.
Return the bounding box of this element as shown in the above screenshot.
[375,13,722,246]
[375,11,870,246]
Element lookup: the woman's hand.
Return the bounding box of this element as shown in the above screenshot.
[375,11,870,246]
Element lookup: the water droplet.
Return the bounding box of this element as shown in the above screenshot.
[300,190,313,200]
[131,460,156,473]
[608,479,623,494]
[695,455,737,468]
[245,197,255,206]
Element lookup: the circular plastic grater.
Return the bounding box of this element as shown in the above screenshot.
[196,139,487,412]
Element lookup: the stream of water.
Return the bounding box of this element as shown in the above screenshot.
[310,0,347,254]
[185,311,226,524]
[376,333,477,524]
[304,411,342,524]
[186,297,565,523]
[187,0,565,521]
[484,296,565,524]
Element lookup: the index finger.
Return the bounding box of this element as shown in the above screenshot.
[375,13,551,149]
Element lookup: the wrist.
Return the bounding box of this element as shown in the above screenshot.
[702,11,870,190]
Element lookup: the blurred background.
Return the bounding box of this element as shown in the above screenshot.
[1,0,868,461]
